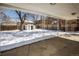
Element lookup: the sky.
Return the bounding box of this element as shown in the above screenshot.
[4,9,19,19]
[1,8,37,22]
[0,8,44,22]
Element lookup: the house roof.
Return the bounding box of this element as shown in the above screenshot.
[18,20,34,23]
[25,20,34,23]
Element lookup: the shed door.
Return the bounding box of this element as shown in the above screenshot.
[31,26,33,30]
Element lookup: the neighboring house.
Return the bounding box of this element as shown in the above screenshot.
[24,20,36,30]
[17,20,36,30]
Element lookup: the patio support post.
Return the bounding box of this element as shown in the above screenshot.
[65,20,68,32]
[57,18,59,36]
[0,23,1,31]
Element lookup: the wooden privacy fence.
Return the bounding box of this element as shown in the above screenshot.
[0,25,17,31]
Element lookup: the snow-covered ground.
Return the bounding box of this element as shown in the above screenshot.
[58,31,79,42]
[1,30,78,46]
[0,29,56,46]
[0,29,79,51]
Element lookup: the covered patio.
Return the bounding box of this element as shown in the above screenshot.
[0,37,79,56]
[0,3,79,56]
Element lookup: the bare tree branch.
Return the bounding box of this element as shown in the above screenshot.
[15,10,26,31]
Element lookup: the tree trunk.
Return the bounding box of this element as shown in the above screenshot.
[20,23,23,31]
[19,22,24,31]
[15,10,26,31]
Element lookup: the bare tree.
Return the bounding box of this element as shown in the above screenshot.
[27,13,38,21]
[0,12,8,31]
[15,10,26,31]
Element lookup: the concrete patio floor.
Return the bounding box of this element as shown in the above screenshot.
[0,37,79,56]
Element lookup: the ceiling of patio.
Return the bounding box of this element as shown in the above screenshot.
[0,3,79,20]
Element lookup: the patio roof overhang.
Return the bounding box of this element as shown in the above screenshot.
[0,3,79,20]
